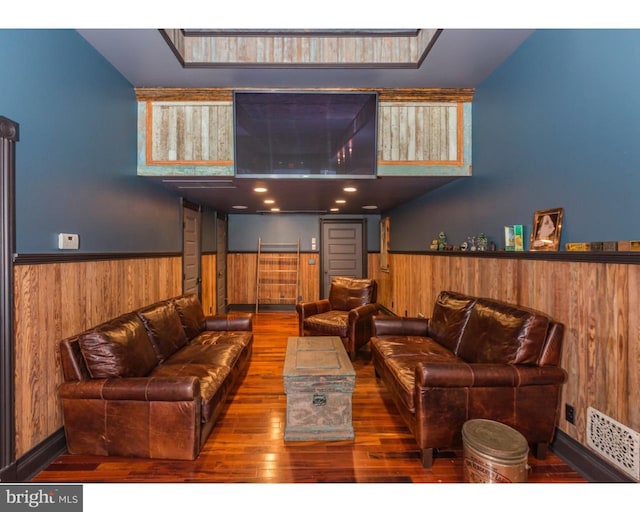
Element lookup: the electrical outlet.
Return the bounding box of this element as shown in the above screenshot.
[565,404,575,424]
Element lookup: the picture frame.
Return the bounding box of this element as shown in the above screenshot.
[530,208,564,251]
[504,226,515,251]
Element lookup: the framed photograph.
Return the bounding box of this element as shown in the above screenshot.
[504,226,515,251]
[530,208,563,251]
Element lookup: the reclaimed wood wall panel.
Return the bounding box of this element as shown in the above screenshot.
[136,89,472,178]
[377,102,459,163]
[148,102,233,164]
[381,253,640,449]
[13,256,182,458]
[162,29,438,66]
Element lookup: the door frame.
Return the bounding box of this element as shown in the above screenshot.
[182,199,202,298]
[0,116,18,481]
[319,218,367,299]
[215,212,228,313]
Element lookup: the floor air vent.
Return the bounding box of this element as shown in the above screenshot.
[586,406,640,480]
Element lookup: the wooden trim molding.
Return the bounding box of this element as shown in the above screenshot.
[13,252,181,265]
[552,429,633,482]
[135,87,475,103]
[392,249,640,265]
[0,115,18,479]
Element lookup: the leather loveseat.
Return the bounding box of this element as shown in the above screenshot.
[296,276,379,360]
[58,293,253,460]
[371,290,567,468]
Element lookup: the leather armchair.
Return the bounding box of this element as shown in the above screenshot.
[296,277,379,360]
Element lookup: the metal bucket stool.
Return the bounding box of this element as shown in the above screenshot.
[462,419,530,483]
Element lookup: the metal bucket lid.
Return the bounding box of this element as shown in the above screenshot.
[462,419,529,460]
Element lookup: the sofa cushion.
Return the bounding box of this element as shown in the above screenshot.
[371,335,463,362]
[173,294,206,339]
[429,291,477,353]
[79,313,158,378]
[303,310,348,337]
[164,342,243,369]
[137,301,188,362]
[456,299,550,364]
[191,330,254,349]
[328,277,376,311]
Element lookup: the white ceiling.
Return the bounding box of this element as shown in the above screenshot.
[78,28,534,214]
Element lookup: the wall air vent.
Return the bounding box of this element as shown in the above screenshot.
[586,406,640,481]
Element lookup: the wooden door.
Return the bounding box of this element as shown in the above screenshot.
[182,202,201,296]
[320,219,366,298]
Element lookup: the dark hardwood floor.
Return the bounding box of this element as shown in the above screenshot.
[32,311,587,485]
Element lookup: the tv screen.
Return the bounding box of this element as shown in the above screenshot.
[233,91,378,179]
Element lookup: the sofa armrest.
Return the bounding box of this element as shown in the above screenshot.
[59,376,199,401]
[372,316,429,337]
[415,362,567,388]
[347,303,380,324]
[296,299,331,317]
[296,299,331,334]
[204,313,253,332]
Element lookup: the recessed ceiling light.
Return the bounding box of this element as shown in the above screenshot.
[232,205,248,209]
[264,199,275,204]
[343,187,357,192]
[362,205,378,210]
[330,207,340,212]
[335,199,346,204]
[254,187,267,193]
[270,208,280,212]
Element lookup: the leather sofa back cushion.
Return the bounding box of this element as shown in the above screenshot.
[456,300,550,364]
[429,291,477,352]
[173,294,206,339]
[329,277,376,311]
[137,301,189,362]
[78,313,158,378]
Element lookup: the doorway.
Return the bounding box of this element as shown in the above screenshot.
[319,219,367,298]
[182,201,202,296]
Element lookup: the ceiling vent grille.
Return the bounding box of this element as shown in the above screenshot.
[586,406,639,481]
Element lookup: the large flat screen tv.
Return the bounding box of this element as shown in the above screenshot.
[233,91,378,179]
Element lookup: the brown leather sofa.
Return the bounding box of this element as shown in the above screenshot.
[58,293,253,460]
[296,277,379,360]
[371,290,567,468]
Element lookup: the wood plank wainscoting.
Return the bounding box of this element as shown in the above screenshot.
[12,254,183,466]
[200,252,217,315]
[376,251,640,478]
[226,252,381,306]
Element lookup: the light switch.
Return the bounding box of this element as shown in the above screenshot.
[311,237,317,250]
[58,233,79,250]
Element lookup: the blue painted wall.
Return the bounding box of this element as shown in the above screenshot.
[388,29,640,251]
[228,214,381,252]
[0,29,181,253]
